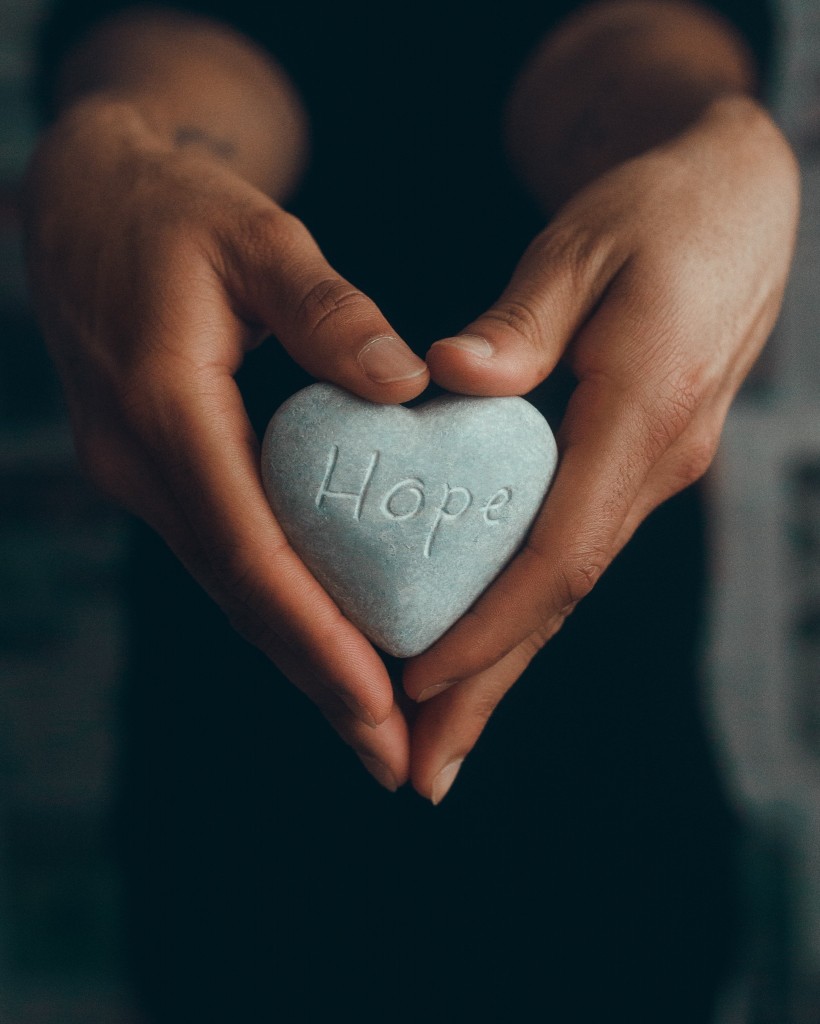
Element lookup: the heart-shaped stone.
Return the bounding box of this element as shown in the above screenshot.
[261,383,558,657]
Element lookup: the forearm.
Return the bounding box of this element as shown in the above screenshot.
[47,7,308,197]
[504,0,764,210]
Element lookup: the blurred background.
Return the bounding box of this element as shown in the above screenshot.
[0,3,137,1019]
[0,1,818,1021]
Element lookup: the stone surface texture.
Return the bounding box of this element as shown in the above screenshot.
[262,383,558,657]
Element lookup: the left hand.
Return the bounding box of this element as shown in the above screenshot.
[404,96,799,803]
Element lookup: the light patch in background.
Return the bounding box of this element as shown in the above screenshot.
[708,2,820,1020]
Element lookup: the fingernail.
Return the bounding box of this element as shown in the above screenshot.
[433,334,493,358]
[416,680,457,703]
[357,336,427,383]
[358,753,399,793]
[431,758,464,805]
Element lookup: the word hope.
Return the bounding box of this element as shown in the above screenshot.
[316,445,513,558]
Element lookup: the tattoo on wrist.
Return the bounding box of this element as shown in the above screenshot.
[174,126,237,161]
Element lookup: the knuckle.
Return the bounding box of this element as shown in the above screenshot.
[675,431,720,488]
[524,537,608,613]
[238,205,291,258]
[552,550,608,607]
[635,363,704,455]
[481,294,542,343]
[522,617,566,656]
[229,207,308,280]
[470,691,502,725]
[660,368,702,426]
[293,277,370,340]
[530,219,619,294]
[479,222,620,358]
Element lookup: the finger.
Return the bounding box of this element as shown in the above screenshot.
[403,363,688,701]
[81,395,404,747]
[93,257,399,728]
[425,216,627,395]
[122,492,411,789]
[154,497,411,789]
[164,373,399,722]
[218,206,429,402]
[349,705,410,793]
[608,388,732,554]
[114,284,396,727]
[274,642,411,793]
[409,629,560,803]
[407,247,718,700]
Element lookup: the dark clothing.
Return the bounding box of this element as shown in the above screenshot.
[39,2,772,1020]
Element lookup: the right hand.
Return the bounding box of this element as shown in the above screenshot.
[24,97,429,791]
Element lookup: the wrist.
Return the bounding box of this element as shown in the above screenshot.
[694,92,787,148]
[50,92,168,149]
[24,94,168,213]
[47,9,308,198]
[505,1,762,212]
[679,93,799,188]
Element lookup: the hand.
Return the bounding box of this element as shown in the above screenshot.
[24,97,430,791]
[405,96,799,803]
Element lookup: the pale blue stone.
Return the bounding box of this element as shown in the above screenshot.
[261,383,558,658]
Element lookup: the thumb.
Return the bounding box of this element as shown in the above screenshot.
[224,207,429,403]
[426,226,624,396]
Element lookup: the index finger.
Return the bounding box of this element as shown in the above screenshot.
[402,369,687,701]
[131,348,396,726]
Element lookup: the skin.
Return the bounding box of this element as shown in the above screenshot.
[24,2,799,803]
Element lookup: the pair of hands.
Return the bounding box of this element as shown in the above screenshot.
[25,94,798,803]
